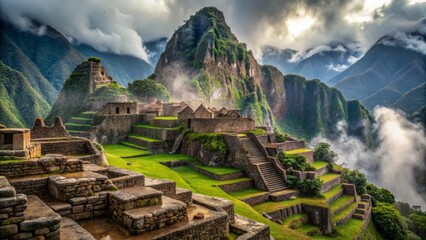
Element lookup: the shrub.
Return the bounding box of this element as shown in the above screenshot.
[245,128,267,135]
[186,133,229,154]
[285,175,322,197]
[278,152,314,171]
[87,56,101,62]
[408,212,426,240]
[341,169,367,195]
[366,183,395,206]
[128,79,171,102]
[276,132,290,142]
[313,142,337,167]
[372,202,408,240]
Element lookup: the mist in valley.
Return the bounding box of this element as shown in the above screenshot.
[311,106,426,209]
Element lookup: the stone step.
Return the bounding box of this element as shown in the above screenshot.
[352,213,366,220]
[108,186,163,213]
[270,189,299,202]
[120,141,149,150]
[175,187,192,205]
[333,201,358,226]
[60,217,96,240]
[145,177,176,198]
[19,195,61,239]
[122,196,188,235]
[149,119,180,128]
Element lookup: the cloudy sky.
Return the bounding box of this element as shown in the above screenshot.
[1,0,425,61]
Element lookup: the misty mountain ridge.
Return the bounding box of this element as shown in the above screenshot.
[329,30,426,114]
[261,41,362,82]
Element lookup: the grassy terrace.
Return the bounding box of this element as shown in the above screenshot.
[133,124,182,130]
[71,117,92,121]
[318,173,340,183]
[127,134,162,142]
[282,213,308,227]
[253,195,327,213]
[285,148,312,154]
[330,195,354,214]
[313,218,365,240]
[104,144,310,240]
[229,188,268,200]
[310,161,328,169]
[155,116,178,120]
[332,201,358,223]
[120,141,149,150]
[103,144,150,157]
[322,184,343,201]
[184,158,243,175]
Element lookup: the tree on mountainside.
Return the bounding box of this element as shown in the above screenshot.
[128,79,171,102]
[313,142,338,167]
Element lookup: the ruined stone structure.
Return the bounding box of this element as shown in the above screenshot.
[103,102,138,114]
[0,128,41,159]
[178,104,256,133]
[88,60,112,92]
[138,100,188,116]
[31,117,69,139]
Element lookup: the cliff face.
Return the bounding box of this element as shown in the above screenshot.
[154,7,372,142]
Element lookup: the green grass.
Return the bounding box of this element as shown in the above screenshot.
[67,130,86,133]
[128,134,162,142]
[282,213,308,227]
[253,196,327,213]
[297,224,320,235]
[330,195,355,214]
[332,201,358,223]
[64,122,91,127]
[333,164,345,171]
[104,144,310,240]
[322,184,343,201]
[103,144,150,157]
[71,117,92,121]
[82,111,97,115]
[285,148,312,154]
[229,188,268,200]
[0,159,22,164]
[363,221,384,240]
[318,173,340,183]
[187,159,243,175]
[155,116,178,120]
[133,124,182,130]
[313,219,365,240]
[311,161,328,169]
[228,232,239,240]
[120,142,149,150]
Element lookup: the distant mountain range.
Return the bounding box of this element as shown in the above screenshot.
[262,31,426,124]
[0,19,166,127]
[329,32,426,115]
[262,42,362,82]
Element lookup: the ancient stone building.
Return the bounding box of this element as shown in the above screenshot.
[0,128,30,150]
[193,104,214,118]
[89,60,112,88]
[32,117,69,139]
[103,102,138,114]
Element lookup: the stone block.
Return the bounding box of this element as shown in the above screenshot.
[34,227,50,235]
[0,186,16,198]
[72,205,84,213]
[11,232,33,240]
[0,224,18,238]
[69,197,86,205]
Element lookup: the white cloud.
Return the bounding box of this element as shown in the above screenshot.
[326,64,349,72]
[380,31,426,54]
[311,107,426,209]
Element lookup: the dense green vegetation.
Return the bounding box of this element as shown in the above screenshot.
[340,169,367,195]
[128,78,170,102]
[372,203,408,240]
[278,152,314,171]
[313,142,338,168]
[366,183,395,205]
[90,82,130,102]
[286,175,323,197]
[186,132,229,154]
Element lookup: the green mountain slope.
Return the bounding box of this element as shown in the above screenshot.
[392,83,426,114]
[0,20,84,127]
[154,7,372,142]
[0,61,50,127]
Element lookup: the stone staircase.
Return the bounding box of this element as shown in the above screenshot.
[240,137,287,193]
[353,194,372,220]
[123,117,182,153]
[65,111,96,138]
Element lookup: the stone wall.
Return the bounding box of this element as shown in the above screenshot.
[304,204,332,233]
[38,139,96,155]
[267,204,303,222]
[0,143,41,160]
[31,117,69,139]
[91,114,148,144]
[9,177,48,196]
[192,193,235,223]
[50,193,108,221]
[281,140,305,151]
[218,180,253,193]
[103,102,138,115]
[320,175,341,193]
[107,167,145,189]
[190,118,255,133]
[145,177,176,198]
[48,172,115,201]
[0,155,83,178]
[230,214,270,240]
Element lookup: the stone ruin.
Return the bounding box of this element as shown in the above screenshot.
[177,104,255,133]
